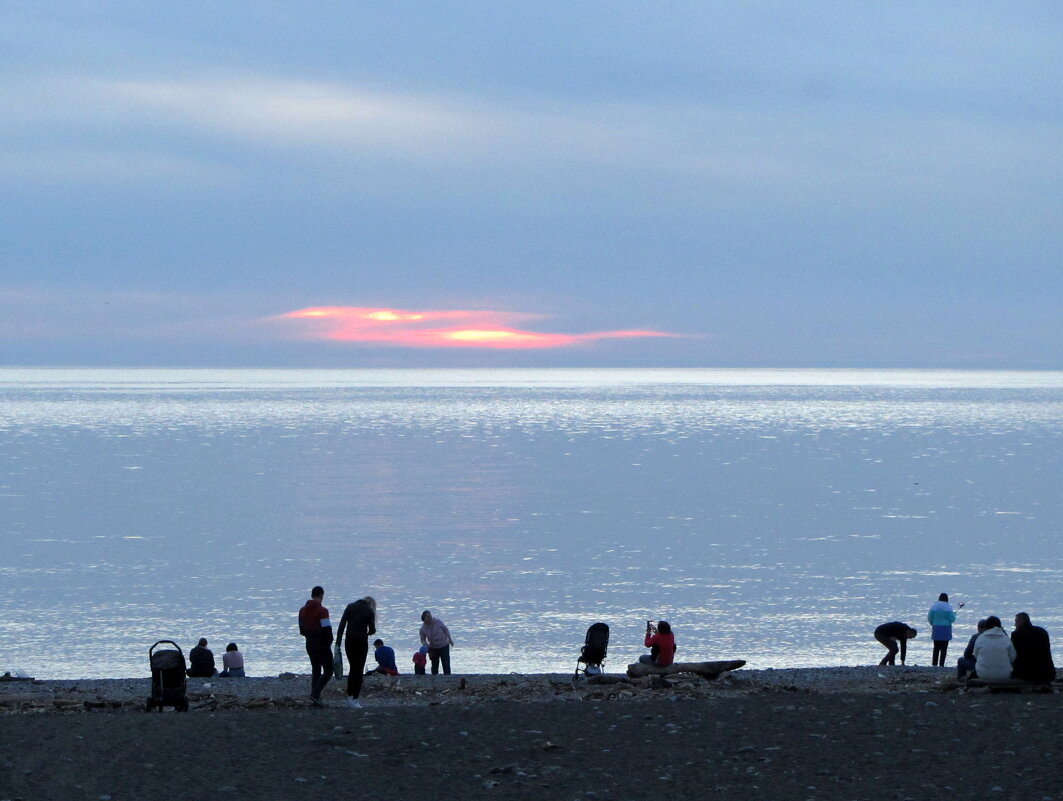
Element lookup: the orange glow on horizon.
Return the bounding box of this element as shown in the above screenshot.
[267,306,679,350]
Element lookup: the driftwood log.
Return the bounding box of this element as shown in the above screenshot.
[626,659,746,680]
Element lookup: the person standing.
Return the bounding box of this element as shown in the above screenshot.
[928,593,960,666]
[412,645,428,675]
[972,615,1016,681]
[336,596,376,708]
[419,610,454,674]
[298,586,334,706]
[1011,612,1056,684]
[874,621,917,666]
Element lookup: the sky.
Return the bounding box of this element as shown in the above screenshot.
[1,2,1061,368]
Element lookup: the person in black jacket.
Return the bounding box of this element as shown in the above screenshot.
[956,619,989,680]
[186,638,217,677]
[336,596,376,708]
[1011,612,1056,684]
[874,622,917,665]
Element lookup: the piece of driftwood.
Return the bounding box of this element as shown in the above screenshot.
[626,659,746,680]
[964,678,1054,694]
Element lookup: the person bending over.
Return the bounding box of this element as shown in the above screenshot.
[639,620,677,667]
[874,622,917,666]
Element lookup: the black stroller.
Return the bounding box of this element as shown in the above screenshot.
[574,622,610,679]
[146,640,190,712]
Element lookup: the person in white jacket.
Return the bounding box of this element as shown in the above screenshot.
[971,616,1016,681]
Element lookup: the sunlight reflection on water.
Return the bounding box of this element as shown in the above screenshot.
[1,368,1061,678]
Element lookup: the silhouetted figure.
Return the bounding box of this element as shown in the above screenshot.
[186,638,216,677]
[875,622,917,665]
[956,619,988,680]
[1011,612,1056,684]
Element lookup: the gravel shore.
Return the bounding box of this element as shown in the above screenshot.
[2,666,1060,801]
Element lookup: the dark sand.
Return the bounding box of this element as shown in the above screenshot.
[2,669,1061,801]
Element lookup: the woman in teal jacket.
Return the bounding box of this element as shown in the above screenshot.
[927,592,959,666]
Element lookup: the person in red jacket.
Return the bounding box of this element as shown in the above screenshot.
[640,620,677,667]
[298,585,334,706]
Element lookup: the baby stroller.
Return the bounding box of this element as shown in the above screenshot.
[574,622,610,679]
[146,640,189,712]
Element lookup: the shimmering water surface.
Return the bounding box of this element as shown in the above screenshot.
[1,368,1061,679]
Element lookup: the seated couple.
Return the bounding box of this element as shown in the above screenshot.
[186,639,245,678]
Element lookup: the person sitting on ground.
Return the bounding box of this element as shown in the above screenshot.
[412,645,428,675]
[1010,612,1056,684]
[186,638,217,677]
[874,622,917,666]
[219,642,245,677]
[956,619,989,680]
[367,639,399,676]
[971,616,1016,681]
[639,620,677,667]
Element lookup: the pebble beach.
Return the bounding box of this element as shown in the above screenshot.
[3,666,1061,801]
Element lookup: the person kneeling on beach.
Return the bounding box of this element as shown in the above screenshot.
[971,615,1015,681]
[639,620,677,667]
[366,639,399,676]
[874,622,917,665]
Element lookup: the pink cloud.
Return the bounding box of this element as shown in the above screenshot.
[268,306,679,349]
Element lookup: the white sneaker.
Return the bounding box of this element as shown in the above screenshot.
[345,699,362,709]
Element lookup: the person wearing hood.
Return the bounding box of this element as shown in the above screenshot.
[971,616,1016,682]
[928,593,960,667]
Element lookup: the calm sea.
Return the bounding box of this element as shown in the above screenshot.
[1,368,1061,679]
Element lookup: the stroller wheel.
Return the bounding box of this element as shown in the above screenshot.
[178,698,190,712]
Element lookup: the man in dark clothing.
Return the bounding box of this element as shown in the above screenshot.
[874,622,918,666]
[1011,612,1056,684]
[298,586,334,705]
[186,638,216,677]
[956,619,989,680]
